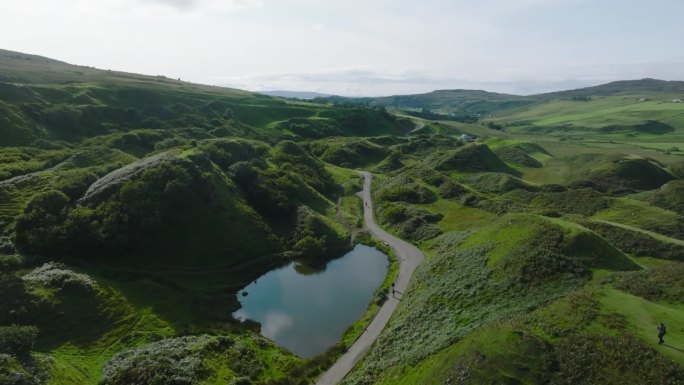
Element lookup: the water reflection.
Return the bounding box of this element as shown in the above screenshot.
[233,244,388,357]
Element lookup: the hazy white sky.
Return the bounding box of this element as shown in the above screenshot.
[1,0,683,96]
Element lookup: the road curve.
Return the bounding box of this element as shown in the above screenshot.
[315,171,425,385]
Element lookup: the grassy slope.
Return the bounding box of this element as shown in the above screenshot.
[339,94,684,384]
[0,49,415,385]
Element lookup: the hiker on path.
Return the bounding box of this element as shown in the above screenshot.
[658,323,667,344]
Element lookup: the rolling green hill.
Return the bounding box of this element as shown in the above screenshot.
[325,79,684,141]
[326,89,537,117]
[2,48,684,385]
[0,49,413,147]
[0,49,414,385]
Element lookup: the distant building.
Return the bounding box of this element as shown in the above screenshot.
[459,134,478,142]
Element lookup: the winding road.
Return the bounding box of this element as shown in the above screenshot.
[315,171,425,385]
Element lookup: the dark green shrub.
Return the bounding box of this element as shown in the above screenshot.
[0,325,38,357]
[14,190,70,255]
[50,169,99,201]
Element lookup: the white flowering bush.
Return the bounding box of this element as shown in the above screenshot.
[22,262,98,291]
[99,335,251,385]
[101,336,216,385]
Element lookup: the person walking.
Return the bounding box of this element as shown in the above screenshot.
[658,323,667,344]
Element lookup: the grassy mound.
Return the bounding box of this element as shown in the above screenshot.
[592,198,684,240]
[376,174,436,204]
[459,172,536,194]
[571,156,674,194]
[494,144,544,167]
[461,214,638,273]
[580,220,684,261]
[489,140,551,169]
[641,180,684,216]
[12,137,348,267]
[344,214,640,385]
[373,152,405,173]
[501,187,611,216]
[435,144,519,175]
[393,135,462,156]
[279,108,412,139]
[531,188,611,216]
[307,138,389,168]
[375,202,442,241]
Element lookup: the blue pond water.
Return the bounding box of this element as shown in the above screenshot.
[233,244,388,357]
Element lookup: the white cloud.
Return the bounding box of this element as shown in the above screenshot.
[261,311,293,340]
[218,58,684,96]
[1,0,683,95]
[0,0,263,19]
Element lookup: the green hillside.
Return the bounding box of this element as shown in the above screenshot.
[326,89,537,117]
[2,49,684,385]
[0,49,413,147]
[0,49,414,385]
[338,101,684,384]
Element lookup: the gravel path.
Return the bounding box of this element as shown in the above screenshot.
[315,171,425,385]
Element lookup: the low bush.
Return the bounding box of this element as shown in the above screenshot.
[101,336,229,385]
[606,263,684,303]
[438,179,469,200]
[0,354,40,385]
[0,325,38,357]
[551,333,684,385]
[645,180,684,215]
[100,335,295,385]
[22,262,98,292]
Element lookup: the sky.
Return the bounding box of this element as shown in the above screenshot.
[1,0,683,96]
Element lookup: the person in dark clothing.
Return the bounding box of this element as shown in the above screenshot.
[658,323,667,344]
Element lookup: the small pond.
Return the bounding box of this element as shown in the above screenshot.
[233,244,388,357]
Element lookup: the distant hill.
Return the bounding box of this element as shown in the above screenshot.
[536,78,684,99]
[323,78,684,117]
[260,90,334,99]
[0,49,256,98]
[325,89,535,117]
